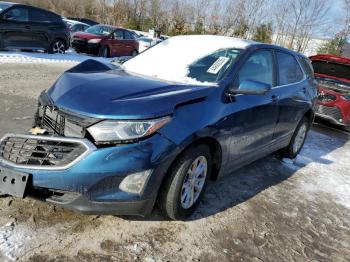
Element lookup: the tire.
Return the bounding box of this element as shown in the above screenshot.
[159,144,212,220]
[131,50,138,57]
[280,117,310,159]
[48,39,66,54]
[99,46,109,58]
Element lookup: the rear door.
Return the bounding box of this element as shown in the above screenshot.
[0,6,31,48]
[272,51,309,139]
[27,8,54,49]
[123,30,137,55]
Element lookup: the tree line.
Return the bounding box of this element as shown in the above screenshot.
[15,0,350,55]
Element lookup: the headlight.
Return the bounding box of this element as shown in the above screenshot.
[87,117,171,142]
[88,39,102,44]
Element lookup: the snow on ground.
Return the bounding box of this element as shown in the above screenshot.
[0,49,128,64]
[283,130,350,210]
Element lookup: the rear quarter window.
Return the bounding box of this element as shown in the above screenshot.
[276,52,304,85]
[299,56,314,79]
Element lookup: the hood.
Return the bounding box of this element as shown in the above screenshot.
[47,60,214,120]
[72,31,107,40]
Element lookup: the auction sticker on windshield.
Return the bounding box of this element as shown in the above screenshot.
[207,57,230,74]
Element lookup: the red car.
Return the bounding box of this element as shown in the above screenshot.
[310,54,350,131]
[71,24,139,57]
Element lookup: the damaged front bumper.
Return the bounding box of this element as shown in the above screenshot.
[0,133,179,216]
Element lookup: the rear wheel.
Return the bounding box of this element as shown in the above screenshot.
[131,50,138,57]
[159,144,212,220]
[48,39,66,54]
[280,117,309,159]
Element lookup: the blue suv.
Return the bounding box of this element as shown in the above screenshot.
[0,35,317,220]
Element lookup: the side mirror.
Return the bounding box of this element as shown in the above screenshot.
[228,80,271,95]
[2,13,12,21]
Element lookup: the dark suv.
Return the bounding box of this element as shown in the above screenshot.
[0,1,69,54]
[0,36,317,220]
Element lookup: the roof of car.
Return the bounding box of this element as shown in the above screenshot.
[309,54,350,65]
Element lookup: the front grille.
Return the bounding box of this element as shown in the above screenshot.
[0,135,93,169]
[40,106,65,135]
[36,105,84,138]
[316,105,343,124]
[318,93,337,102]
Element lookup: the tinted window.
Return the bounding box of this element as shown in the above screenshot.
[86,25,113,36]
[124,30,135,40]
[187,49,241,83]
[236,50,274,87]
[29,9,56,23]
[277,52,304,85]
[299,56,314,79]
[114,30,124,40]
[4,7,28,22]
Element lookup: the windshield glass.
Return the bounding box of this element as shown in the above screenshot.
[85,25,113,36]
[124,35,248,85]
[312,61,350,81]
[0,3,12,12]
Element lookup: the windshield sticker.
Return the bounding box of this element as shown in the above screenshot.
[207,57,230,74]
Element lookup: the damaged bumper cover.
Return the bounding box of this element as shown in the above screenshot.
[0,133,179,216]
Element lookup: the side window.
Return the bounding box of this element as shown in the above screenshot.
[125,30,136,40]
[3,7,29,22]
[236,50,274,87]
[276,52,304,85]
[299,56,314,79]
[29,9,52,23]
[114,30,124,40]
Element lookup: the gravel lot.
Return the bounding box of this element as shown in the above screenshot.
[0,62,349,262]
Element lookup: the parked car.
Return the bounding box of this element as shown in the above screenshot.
[309,54,350,131]
[67,17,98,27]
[63,18,90,37]
[137,36,162,53]
[0,1,70,54]
[0,35,317,220]
[71,24,139,57]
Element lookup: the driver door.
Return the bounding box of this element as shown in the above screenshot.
[224,49,280,168]
[0,6,31,49]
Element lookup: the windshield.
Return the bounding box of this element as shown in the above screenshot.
[312,61,350,81]
[124,35,248,85]
[0,3,12,12]
[85,25,113,36]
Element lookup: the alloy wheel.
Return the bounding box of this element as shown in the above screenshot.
[180,156,208,209]
[52,41,65,54]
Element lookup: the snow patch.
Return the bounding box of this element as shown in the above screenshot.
[0,222,32,261]
[124,35,254,85]
[284,130,350,210]
[0,50,124,65]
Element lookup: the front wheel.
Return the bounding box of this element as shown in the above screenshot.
[280,117,310,159]
[159,144,212,220]
[48,39,66,54]
[131,50,138,57]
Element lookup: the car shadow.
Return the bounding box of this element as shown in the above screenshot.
[121,127,348,222]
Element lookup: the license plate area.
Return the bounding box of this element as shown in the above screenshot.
[0,168,29,198]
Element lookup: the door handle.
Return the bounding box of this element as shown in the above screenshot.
[271,95,279,102]
[25,25,31,30]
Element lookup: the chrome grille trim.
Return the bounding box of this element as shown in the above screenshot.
[0,134,96,171]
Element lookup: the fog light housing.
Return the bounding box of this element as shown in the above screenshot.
[119,170,152,195]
